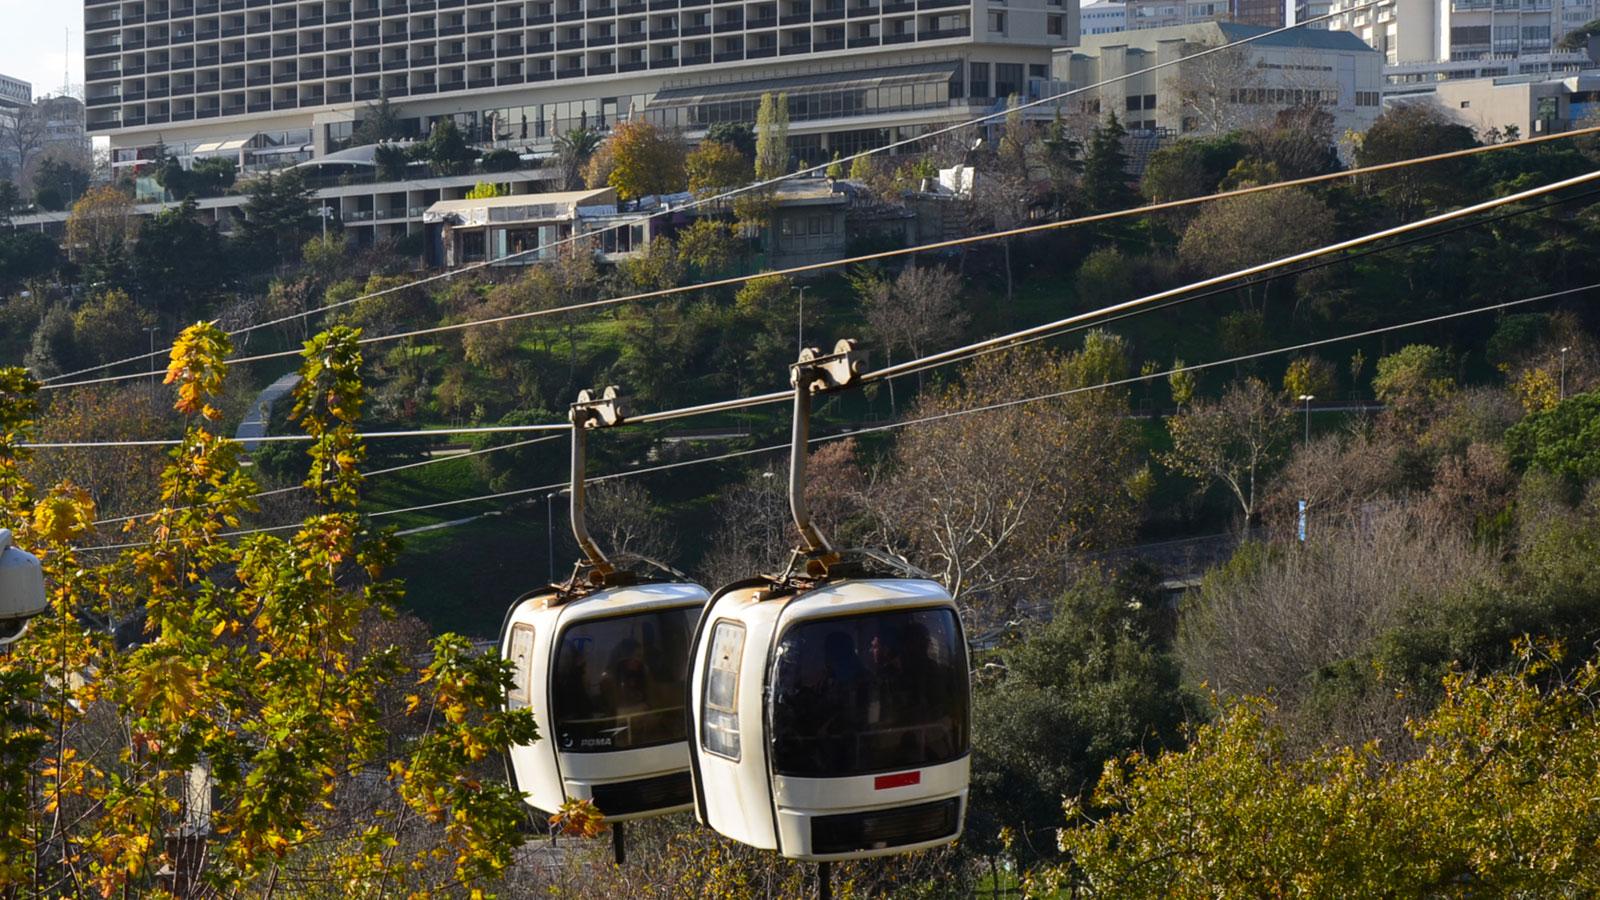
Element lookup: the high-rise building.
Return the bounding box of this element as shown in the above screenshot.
[1325,0,1599,83]
[1080,0,1127,34]
[1125,0,1280,31]
[83,0,1080,185]
[0,74,31,110]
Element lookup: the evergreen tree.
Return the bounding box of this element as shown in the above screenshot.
[234,168,319,271]
[754,92,790,180]
[1081,112,1136,213]
[134,197,226,316]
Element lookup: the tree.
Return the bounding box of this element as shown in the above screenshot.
[685,139,753,200]
[465,181,503,199]
[0,180,19,223]
[1039,646,1600,898]
[1506,390,1600,485]
[605,119,687,200]
[66,184,139,288]
[1161,377,1292,528]
[704,122,756,159]
[859,263,967,406]
[1081,113,1136,213]
[72,287,156,366]
[0,230,61,293]
[1354,105,1478,220]
[135,197,226,316]
[29,156,90,210]
[0,327,539,896]
[1163,42,1266,136]
[674,218,738,276]
[350,92,410,145]
[970,569,1194,871]
[417,117,474,175]
[1371,343,1455,416]
[754,91,790,180]
[1141,133,1247,202]
[234,168,319,271]
[1282,355,1338,401]
[554,128,603,191]
[1176,187,1335,312]
[869,337,1144,622]
[0,103,46,191]
[374,141,411,181]
[480,147,521,172]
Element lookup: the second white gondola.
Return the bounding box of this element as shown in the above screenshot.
[501,388,710,823]
[687,342,973,862]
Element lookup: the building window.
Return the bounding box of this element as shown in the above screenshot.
[1460,100,1470,108]
[987,10,1006,31]
[1047,14,1062,34]
[969,61,989,98]
[995,62,1022,98]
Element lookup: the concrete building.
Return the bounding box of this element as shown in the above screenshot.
[1081,0,1127,34]
[0,74,32,110]
[82,0,1081,169]
[1426,68,1600,134]
[1325,0,1600,84]
[1055,21,1383,139]
[1125,0,1283,31]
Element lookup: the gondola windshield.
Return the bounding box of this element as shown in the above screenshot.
[769,607,969,777]
[552,607,699,753]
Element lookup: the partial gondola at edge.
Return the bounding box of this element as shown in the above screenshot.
[500,387,711,836]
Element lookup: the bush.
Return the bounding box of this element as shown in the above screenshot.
[480,148,522,173]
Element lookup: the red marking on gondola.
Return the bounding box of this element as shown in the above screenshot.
[874,771,921,790]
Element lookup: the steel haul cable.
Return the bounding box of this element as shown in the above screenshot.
[41,1,1391,387]
[72,279,1598,554]
[72,185,1594,531]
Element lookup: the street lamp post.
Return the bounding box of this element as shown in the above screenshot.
[796,285,808,354]
[1560,346,1570,400]
[1298,394,1314,443]
[142,325,160,403]
[546,490,559,582]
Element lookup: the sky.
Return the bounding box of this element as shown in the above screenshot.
[0,2,82,99]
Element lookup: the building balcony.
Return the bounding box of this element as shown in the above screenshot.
[650,0,680,8]
[681,24,710,34]
[812,37,843,48]
[747,15,777,26]
[780,12,810,23]
[588,33,618,44]
[747,44,776,56]
[468,48,496,59]
[713,49,743,60]
[681,52,709,63]
[847,33,878,45]
[882,30,913,41]
[780,40,810,52]
[917,24,968,35]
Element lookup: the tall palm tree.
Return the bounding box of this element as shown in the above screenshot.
[554,128,604,190]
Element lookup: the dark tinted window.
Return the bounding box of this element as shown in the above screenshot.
[551,606,699,753]
[769,607,969,777]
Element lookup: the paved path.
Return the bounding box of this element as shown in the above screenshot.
[235,372,301,451]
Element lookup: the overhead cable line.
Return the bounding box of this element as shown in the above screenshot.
[45,0,1504,386]
[42,131,1600,395]
[73,278,1596,555]
[23,421,570,450]
[76,184,1600,528]
[34,168,1600,444]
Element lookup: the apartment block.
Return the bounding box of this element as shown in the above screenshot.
[83,0,1079,167]
[1126,0,1283,31]
[1080,0,1126,34]
[1325,0,1599,84]
[0,74,31,110]
[1054,22,1382,139]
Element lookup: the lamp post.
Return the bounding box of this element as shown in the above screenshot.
[142,325,160,403]
[1560,346,1570,400]
[546,490,561,582]
[1298,394,1314,443]
[796,285,808,354]
[319,205,335,241]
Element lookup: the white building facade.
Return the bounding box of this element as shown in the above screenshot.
[1325,0,1600,84]
[83,0,1081,173]
[1080,0,1126,33]
[1054,21,1384,139]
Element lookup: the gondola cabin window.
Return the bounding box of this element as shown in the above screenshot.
[551,607,698,753]
[506,623,536,710]
[769,608,969,777]
[702,621,746,760]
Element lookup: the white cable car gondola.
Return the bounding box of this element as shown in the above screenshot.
[0,528,47,647]
[500,388,710,843]
[687,342,972,865]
